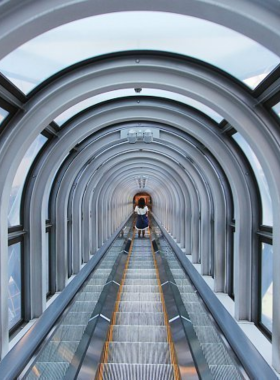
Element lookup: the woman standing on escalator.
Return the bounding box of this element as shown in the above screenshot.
[134,197,149,238]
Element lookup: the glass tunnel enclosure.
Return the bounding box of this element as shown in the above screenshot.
[0,0,279,378]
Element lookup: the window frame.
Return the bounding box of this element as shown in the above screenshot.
[258,234,273,340]
[7,236,24,336]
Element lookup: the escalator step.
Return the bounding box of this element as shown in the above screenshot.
[180,293,200,303]
[51,325,85,342]
[188,312,212,326]
[182,301,205,313]
[121,293,161,302]
[125,273,157,280]
[115,312,165,326]
[201,343,233,366]
[76,292,101,302]
[87,278,109,285]
[26,362,69,379]
[83,285,104,292]
[177,285,197,293]
[118,301,163,313]
[122,285,159,293]
[172,278,191,286]
[106,342,171,364]
[126,269,156,274]
[210,364,243,380]
[111,326,168,342]
[193,326,220,344]
[36,341,79,363]
[100,363,175,380]
[70,301,97,313]
[124,279,158,286]
[61,312,92,326]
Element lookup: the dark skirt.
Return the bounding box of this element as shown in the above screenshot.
[135,214,149,230]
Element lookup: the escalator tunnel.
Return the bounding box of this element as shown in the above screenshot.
[0,216,275,380]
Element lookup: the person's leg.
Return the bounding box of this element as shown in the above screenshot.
[142,230,145,237]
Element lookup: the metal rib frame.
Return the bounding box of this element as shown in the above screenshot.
[0,54,278,369]
[0,0,279,58]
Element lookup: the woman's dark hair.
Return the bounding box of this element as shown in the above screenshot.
[138,197,146,209]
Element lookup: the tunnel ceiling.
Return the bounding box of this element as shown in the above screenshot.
[1,0,280,370]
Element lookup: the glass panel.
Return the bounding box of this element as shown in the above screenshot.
[8,134,47,226]
[0,107,9,125]
[46,231,50,295]
[8,242,21,329]
[233,133,272,226]
[272,102,280,119]
[261,242,273,332]
[231,230,235,299]
[0,12,278,94]
[55,88,223,126]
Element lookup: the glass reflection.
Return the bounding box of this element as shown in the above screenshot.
[55,89,223,126]
[0,107,9,125]
[272,102,280,119]
[8,242,21,329]
[233,133,272,226]
[0,12,278,94]
[261,243,273,332]
[8,134,47,226]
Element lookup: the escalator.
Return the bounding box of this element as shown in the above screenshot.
[0,219,276,379]
[97,233,180,380]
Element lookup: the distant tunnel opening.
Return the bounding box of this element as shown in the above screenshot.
[133,192,152,211]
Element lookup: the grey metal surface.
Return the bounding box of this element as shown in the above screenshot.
[156,227,278,380]
[2,229,129,380]
[153,238,209,379]
[0,0,279,59]
[101,363,175,380]
[97,234,178,379]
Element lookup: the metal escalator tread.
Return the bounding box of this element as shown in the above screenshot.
[107,342,171,364]
[36,341,80,363]
[25,239,125,379]
[101,363,175,380]
[26,362,69,380]
[111,326,168,342]
[210,365,243,379]
[98,234,178,380]
[160,237,245,380]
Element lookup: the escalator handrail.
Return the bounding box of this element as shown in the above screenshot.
[154,215,278,380]
[0,218,130,380]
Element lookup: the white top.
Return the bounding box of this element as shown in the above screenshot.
[135,205,149,215]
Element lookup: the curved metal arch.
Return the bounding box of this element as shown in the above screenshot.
[0,55,270,358]
[158,131,227,287]
[47,141,192,290]
[21,111,215,308]
[0,0,279,60]
[0,105,253,360]
[91,164,177,249]
[70,157,185,269]
[86,157,191,247]
[52,130,214,258]
[88,164,172,250]
[18,93,254,312]
[23,98,229,249]
[80,153,191,250]
[82,153,191,245]
[70,123,225,265]
[96,166,171,239]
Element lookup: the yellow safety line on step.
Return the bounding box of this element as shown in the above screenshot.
[150,230,181,380]
[97,230,135,380]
